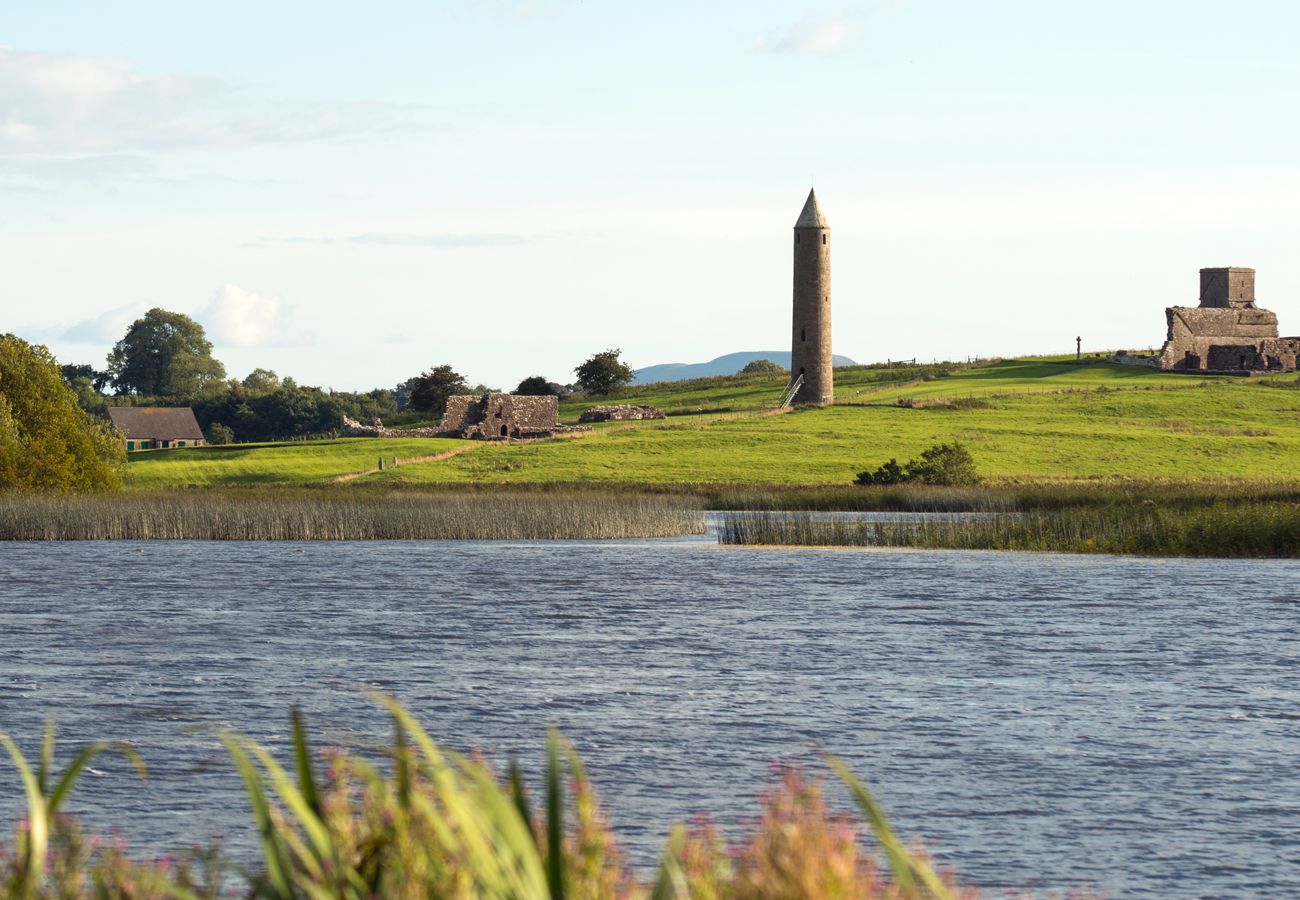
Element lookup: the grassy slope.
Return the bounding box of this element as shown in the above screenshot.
[125,438,471,488]
[372,362,1300,485]
[127,360,1300,487]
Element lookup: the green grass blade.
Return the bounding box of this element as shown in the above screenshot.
[220,732,296,900]
[394,716,412,810]
[290,707,322,818]
[546,726,565,900]
[827,754,954,900]
[48,741,147,814]
[39,720,54,797]
[0,732,49,891]
[246,741,333,880]
[508,758,537,846]
[649,823,688,900]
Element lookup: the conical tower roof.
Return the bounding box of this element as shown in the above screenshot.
[794,188,828,228]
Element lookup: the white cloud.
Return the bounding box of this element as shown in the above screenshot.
[0,46,427,163]
[200,284,299,348]
[58,302,148,344]
[756,16,860,55]
[350,232,529,248]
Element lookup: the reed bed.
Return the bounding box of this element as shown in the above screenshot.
[0,699,970,899]
[711,479,1300,513]
[718,503,1300,557]
[0,491,704,541]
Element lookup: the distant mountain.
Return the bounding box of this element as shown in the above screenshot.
[633,351,859,385]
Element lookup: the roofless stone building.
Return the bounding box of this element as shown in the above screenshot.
[791,188,833,405]
[1148,267,1300,372]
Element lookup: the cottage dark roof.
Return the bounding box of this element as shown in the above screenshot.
[107,407,204,441]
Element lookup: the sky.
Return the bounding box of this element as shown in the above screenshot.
[4,0,1300,391]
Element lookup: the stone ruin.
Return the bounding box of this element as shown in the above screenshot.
[1115,267,1300,373]
[577,404,666,423]
[439,392,586,440]
[339,416,443,438]
[342,393,589,441]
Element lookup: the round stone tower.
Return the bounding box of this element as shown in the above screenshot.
[791,188,832,405]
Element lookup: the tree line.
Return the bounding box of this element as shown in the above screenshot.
[58,308,639,444]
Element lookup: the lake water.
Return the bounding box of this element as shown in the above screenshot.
[1,531,1298,897]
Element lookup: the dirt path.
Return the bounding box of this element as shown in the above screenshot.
[332,443,486,483]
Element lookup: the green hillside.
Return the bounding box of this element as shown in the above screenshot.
[126,359,1300,489]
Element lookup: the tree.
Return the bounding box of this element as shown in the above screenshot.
[106,308,226,397]
[740,358,786,376]
[241,368,281,393]
[60,363,112,392]
[0,336,124,491]
[407,365,467,416]
[514,375,559,396]
[206,422,235,445]
[574,349,634,396]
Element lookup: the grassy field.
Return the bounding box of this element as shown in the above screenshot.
[126,359,1300,489]
[125,437,471,488]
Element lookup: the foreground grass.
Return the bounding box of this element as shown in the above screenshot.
[1,699,966,899]
[718,503,1300,557]
[0,491,702,540]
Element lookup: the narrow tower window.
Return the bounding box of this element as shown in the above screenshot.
[801,329,806,342]
[822,234,827,245]
[795,233,800,244]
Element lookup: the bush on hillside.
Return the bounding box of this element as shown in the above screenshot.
[856,441,979,487]
[740,358,787,376]
[0,335,124,492]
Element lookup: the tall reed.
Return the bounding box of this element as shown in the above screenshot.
[0,491,704,541]
[0,699,967,898]
[718,504,1300,557]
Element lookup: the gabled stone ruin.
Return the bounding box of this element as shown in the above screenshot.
[342,393,588,441]
[437,393,587,440]
[1149,268,1300,373]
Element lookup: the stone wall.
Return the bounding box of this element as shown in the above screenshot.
[1157,307,1281,370]
[438,393,586,440]
[339,416,445,438]
[578,405,666,423]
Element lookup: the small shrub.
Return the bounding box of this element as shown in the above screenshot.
[855,458,906,486]
[855,441,980,487]
[907,441,980,486]
[740,358,786,376]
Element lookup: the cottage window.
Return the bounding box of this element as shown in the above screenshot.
[127,441,135,451]
[177,441,185,448]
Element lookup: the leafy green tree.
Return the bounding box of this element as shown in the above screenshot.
[60,363,111,392]
[0,336,124,491]
[740,358,786,376]
[407,365,467,416]
[206,422,235,444]
[515,375,559,396]
[106,308,226,397]
[241,368,281,393]
[574,349,634,396]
